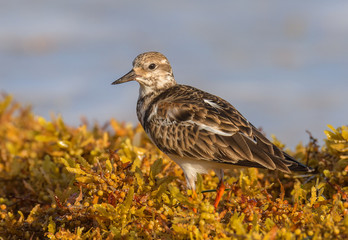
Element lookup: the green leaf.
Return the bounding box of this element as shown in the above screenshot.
[8,157,22,177]
[135,206,146,218]
[264,218,275,231]
[94,203,117,220]
[59,157,68,167]
[156,175,176,188]
[123,187,134,211]
[168,185,190,205]
[152,176,176,198]
[196,173,203,193]
[150,158,163,180]
[229,212,246,235]
[77,156,91,170]
[134,167,144,190]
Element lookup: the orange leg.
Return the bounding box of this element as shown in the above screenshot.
[192,189,198,213]
[192,189,198,199]
[213,179,226,209]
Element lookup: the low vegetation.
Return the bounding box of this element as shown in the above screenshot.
[0,94,347,239]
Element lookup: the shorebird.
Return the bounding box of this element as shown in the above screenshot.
[112,52,313,209]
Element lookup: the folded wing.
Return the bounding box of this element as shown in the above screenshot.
[144,85,311,173]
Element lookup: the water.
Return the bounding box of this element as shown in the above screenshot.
[1,0,347,148]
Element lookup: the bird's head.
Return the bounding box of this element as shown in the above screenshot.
[112,52,177,96]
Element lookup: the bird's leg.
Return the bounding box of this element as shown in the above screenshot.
[213,178,225,209]
[213,169,225,210]
[192,189,198,199]
[192,189,198,213]
[186,188,198,213]
[185,174,198,213]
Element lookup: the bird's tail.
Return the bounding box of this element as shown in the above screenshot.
[282,152,315,173]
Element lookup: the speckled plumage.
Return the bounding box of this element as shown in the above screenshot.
[112,51,313,192]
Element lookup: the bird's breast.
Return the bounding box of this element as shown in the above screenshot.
[136,98,146,127]
[136,93,157,128]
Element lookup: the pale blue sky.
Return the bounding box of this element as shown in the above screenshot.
[1,0,347,148]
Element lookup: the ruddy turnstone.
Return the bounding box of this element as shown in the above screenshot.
[112,52,313,209]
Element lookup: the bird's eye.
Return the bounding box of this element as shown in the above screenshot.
[148,63,157,70]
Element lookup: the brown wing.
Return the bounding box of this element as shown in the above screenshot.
[143,85,310,173]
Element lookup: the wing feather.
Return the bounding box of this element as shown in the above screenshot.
[143,85,310,173]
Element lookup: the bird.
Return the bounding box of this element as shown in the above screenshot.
[112,51,313,209]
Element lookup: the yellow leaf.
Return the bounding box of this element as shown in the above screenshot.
[123,187,134,212]
[93,203,117,220]
[120,155,131,163]
[342,128,348,141]
[324,130,334,140]
[59,158,70,167]
[230,212,246,235]
[332,211,342,223]
[18,211,24,223]
[0,94,13,115]
[105,159,113,172]
[77,156,91,170]
[133,146,147,155]
[66,167,87,175]
[48,216,56,234]
[264,218,275,231]
[310,186,317,206]
[34,135,57,142]
[37,116,47,126]
[327,124,337,132]
[172,225,188,234]
[76,176,93,183]
[330,143,347,152]
[57,140,69,149]
[26,204,40,224]
[323,170,331,178]
[196,173,203,193]
[134,167,144,190]
[57,115,66,131]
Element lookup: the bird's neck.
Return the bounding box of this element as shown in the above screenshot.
[138,75,176,98]
[136,86,165,126]
[136,75,177,125]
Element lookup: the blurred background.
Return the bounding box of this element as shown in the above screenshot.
[1,0,347,149]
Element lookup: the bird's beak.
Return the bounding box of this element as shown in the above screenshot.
[112,70,137,85]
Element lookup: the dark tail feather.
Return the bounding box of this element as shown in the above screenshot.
[283,152,315,173]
